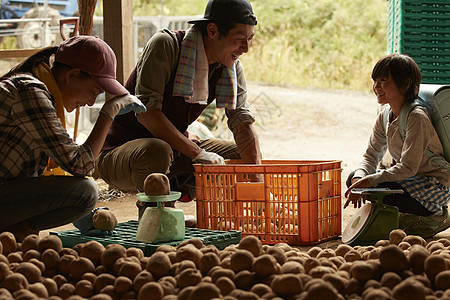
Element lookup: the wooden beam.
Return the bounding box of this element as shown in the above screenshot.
[0,49,40,59]
[102,0,134,87]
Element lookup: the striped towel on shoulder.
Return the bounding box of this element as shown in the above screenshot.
[173,26,237,109]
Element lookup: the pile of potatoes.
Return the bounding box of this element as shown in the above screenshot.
[1,229,450,299]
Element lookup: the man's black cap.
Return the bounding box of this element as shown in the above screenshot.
[188,0,257,25]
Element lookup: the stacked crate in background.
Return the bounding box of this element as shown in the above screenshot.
[387,0,450,84]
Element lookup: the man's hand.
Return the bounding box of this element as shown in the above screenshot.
[192,149,225,165]
[344,177,372,209]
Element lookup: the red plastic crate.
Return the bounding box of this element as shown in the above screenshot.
[194,160,342,245]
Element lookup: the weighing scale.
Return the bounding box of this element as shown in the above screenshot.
[342,188,403,246]
[135,192,185,243]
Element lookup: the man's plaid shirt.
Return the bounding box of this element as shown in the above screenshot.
[0,74,94,185]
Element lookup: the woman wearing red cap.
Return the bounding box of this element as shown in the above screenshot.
[0,35,146,241]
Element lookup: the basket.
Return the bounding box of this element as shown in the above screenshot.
[51,220,241,256]
[387,0,450,84]
[194,160,342,245]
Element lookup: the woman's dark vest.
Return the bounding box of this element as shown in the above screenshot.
[102,30,224,151]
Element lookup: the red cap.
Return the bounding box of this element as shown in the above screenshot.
[55,35,128,96]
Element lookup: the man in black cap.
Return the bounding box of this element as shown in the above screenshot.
[96,0,261,208]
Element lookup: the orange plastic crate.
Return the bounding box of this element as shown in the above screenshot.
[194,160,342,246]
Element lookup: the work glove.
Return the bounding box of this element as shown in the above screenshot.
[100,94,147,120]
[73,207,117,237]
[192,149,225,165]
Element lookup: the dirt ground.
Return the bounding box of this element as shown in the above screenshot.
[42,81,450,248]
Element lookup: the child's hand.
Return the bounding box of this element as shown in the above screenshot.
[344,177,371,209]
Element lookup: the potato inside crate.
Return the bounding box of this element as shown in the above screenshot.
[194,160,342,245]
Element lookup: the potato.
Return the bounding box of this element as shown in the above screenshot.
[89,294,114,300]
[60,247,79,257]
[178,286,195,300]
[53,274,68,287]
[271,273,303,296]
[0,261,11,281]
[93,210,118,231]
[199,252,220,275]
[156,244,177,253]
[317,248,336,259]
[144,173,170,196]
[210,267,235,283]
[187,282,220,300]
[146,251,171,279]
[113,275,133,294]
[306,246,322,258]
[344,277,363,296]
[37,235,62,253]
[79,240,105,266]
[175,268,202,289]
[389,229,407,245]
[228,289,260,300]
[322,273,346,294]
[158,276,176,295]
[237,236,262,257]
[349,261,375,282]
[126,247,144,259]
[22,249,40,262]
[280,260,305,274]
[303,258,320,274]
[408,244,429,274]
[93,273,116,294]
[138,282,164,300]
[175,244,203,268]
[250,283,272,297]
[15,261,41,283]
[334,244,352,257]
[69,256,96,280]
[177,238,204,250]
[118,261,141,280]
[403,235,426,247]
[392,278,426,300]
[303,278,338,299]
[101,244,126,271]
[0,232,16,255]
[28,258,45,274]
[21,234,40,253]
[235,270,255,289]
[424,254,447,283]
[433,270,450,290]
[362,287,391,300]
[252,254,278,278]
[58,254,77,275]
[379,244,408,272]
[344,249,362,262]
[265,246,287,265]
[172,260,196,276]
[28,282,48,298]
[2,273,28,292]
[133,270,154,292]
[216,276,235,295]
[74,279,93,298]
[437,238,450,247]
[398,241,411,250]
[42,278,58,296]
[7,252,22,264]
[40,248,60,270]
[229,249,254,273]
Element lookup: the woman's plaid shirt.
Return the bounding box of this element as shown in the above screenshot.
[0,74,94,185]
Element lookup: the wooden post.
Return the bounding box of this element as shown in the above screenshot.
[102,0,134,88]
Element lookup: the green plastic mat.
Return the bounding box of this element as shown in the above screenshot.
[50,220,241,256]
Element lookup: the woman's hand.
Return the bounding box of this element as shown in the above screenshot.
[344,177,372,209]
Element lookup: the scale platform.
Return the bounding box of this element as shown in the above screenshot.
[342,188,403,246]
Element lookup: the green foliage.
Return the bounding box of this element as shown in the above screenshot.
[241,0,388,91]
[138,0,388,91]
